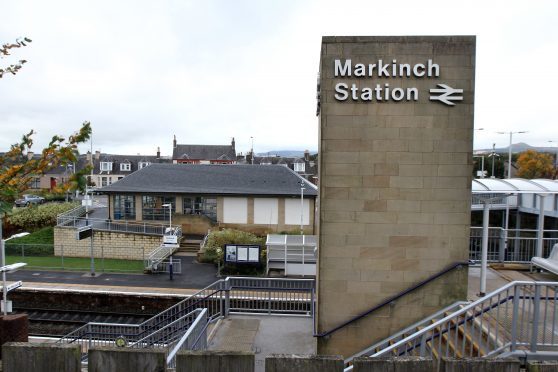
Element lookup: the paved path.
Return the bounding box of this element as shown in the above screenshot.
[9,256,218,293]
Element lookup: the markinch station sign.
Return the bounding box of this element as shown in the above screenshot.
[333,58,463,106]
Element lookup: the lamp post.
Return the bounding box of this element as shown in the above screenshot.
[300,181,305,235]
[0,229,29,315]
[497,130,528,258]
[162,203,173,280]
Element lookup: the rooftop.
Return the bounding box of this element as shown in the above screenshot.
[100,163,318,196]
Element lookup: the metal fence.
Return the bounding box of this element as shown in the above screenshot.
[4,243,146,273]
[57,215,181,237]
[344,281,558,370]
[469,227,558,263]
[58,277,315,364]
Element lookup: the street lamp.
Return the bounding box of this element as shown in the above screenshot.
[497,130,528,258]
[496,131,528,179]
[162,203,174,280]
[0,231,29,315]
[300,181,305,235]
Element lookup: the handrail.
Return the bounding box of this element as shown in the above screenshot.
[315,261,469,338]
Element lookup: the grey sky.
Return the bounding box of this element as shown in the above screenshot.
[1,0,557,157]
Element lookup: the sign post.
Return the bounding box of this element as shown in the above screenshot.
[76,226,95,276]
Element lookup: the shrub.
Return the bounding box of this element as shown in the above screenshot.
[200,229,266,265]
[7,202,78,230]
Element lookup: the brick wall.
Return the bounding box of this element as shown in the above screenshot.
[54,227,162,260]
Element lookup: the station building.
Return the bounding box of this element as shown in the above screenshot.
[100,163,317,236]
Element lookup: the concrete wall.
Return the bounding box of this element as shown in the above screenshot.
[317,36,475,356]
[54,227,161,260]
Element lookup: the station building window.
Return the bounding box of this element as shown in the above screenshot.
[142,195,175,221]
[183,196,217,221]
[113,195,136,220]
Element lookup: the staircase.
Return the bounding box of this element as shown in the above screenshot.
[178,234,205,254]
[343,281,558,370]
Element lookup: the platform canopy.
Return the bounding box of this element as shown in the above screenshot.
[472,178,558,194]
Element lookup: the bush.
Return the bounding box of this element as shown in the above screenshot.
[7,202,78,230]
[200,229,266,266]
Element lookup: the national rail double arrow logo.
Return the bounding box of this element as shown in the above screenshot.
[429,84,463,106]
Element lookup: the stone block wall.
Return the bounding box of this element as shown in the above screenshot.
[317,36,475,356]
[54,227,162,260]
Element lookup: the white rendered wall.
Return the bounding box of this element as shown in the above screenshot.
[284,198,310,225]
[254,198,279,224]
[223,197,248,224]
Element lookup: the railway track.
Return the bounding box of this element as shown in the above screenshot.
[13,307,154,337]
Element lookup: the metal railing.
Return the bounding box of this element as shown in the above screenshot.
[58,277,315,364]
[144,245,179,272]
[316,262,468,338]
[344,281,558,370]
[56,205,87,226]
[344,301,469,366]
[165,308,208,368]
[470,227,558,263]
[57,215,181,237]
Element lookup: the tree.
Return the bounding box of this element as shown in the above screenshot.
[516,150,555,179]
[0,37,32,79]
[0,122,92,214]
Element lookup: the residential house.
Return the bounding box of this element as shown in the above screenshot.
[88,148,171,188]
[172,135,237,164]
[238,150,318,185]
[100,164,317,235]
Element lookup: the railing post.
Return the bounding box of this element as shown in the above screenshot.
[224,280,230,317]
[510,284,521,351]
[530,284,541,352]
[499,227,506,262]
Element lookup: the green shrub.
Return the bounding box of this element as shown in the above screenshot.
[8,202,78,230]
[200,229,266,265]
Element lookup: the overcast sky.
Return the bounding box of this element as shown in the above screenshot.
[1,0,557,157]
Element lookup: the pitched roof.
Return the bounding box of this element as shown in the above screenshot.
[93,154,170,174]
[100,164,318,196]
[172,144,236,161]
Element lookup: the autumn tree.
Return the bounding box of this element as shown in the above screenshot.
[0,37,32,79]
[0,122,92,215]
[516,150,555,179]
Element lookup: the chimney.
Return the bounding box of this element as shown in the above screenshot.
[173,135,177,149]
[304,149,310,161]
[231,137,236,153]
[95,150,101,160]
[156,146,160,159]
[27,151,34,160]
[86,151,92,162]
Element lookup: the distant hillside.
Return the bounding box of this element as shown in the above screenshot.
[475,143,558,154]
[256,150,317,158]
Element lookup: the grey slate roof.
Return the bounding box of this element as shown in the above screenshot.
[93,154,170,174]
[100,164,318,196]
[172,144,236,161]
